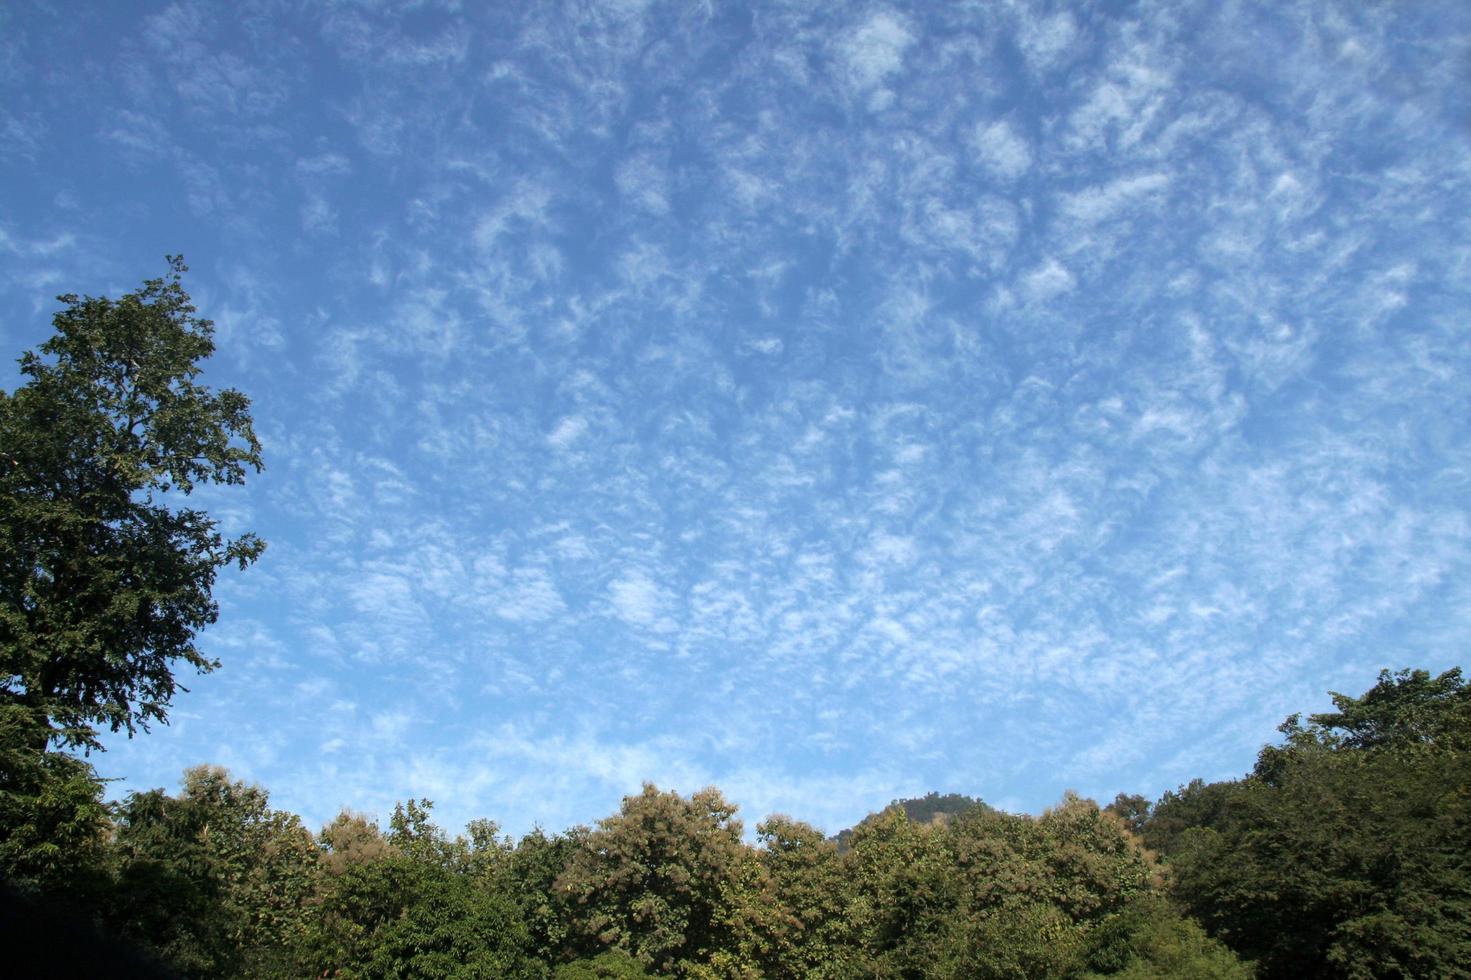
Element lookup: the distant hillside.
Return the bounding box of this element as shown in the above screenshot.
[833,791,989,851]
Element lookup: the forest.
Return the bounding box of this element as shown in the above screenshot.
[3,270,1468,978]
[4,663,1469,979]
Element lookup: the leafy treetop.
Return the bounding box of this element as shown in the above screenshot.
[1306,666,1470,751]
[0,257,263,750]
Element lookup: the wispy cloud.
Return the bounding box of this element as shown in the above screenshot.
[4,0,1467,839]
[838,11,914,95]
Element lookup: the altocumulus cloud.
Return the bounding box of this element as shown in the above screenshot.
[0,0,1466,839]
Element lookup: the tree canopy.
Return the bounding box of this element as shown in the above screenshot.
[0,257,263,751]
[1301,667,1469,752]
[1147,667,1471,978]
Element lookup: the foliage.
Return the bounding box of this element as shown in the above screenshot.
[1104,793,1152,837]
[1032,794,1156,921]
[1151,668,1471,978]
[557,785,759,977]
[6,667,1460,980]
[0,705,111,900]
[304,855,538,979]
[946,900,1084,979]
[1298,667,1469,752]
[509,825,586,966]
[302,799,538,979]
[1141,778,1240,857]
[936,798,1158,979]
[1079,894,1253,979]
[319,809,393,876]
[554,950,657,979]
[108,765,317,978]
[832,792,986,852]
[388,796,459,867]
[757,815,854,979]
[843,806,961,977]
[828,793,1165,979]
[0,257,263,751]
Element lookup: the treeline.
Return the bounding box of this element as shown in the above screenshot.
[3,667,1467,978]
[1138,667,1471,978]
[1,746,1236,978]
[3,268,1468,976]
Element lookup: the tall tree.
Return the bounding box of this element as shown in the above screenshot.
[557,784,758,977]
[842,805,962,978]
[508,825,586,967]
[757,815,854,979]
[0,257,263,751]
[108,766,318,978]
[0,705,111,900]
[301,798,538,979]
[1154,667,1471,978]
[1300,667,1469,752]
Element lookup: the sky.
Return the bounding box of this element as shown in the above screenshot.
[2,0,1469,839]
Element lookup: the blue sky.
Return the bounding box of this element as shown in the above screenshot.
[2,0,1468,838]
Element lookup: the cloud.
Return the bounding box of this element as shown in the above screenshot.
[742,337,784,355]
[616,153,670,215]
[101,109,173,156]
[493,568,567,623]
[608,571,673,631]
[1058,173,1170,225]
[969,119,1032,182]
[1022,258,1076,301]
[301,193,336,234]
[297,152,352,176]
[547,415,588,449]
[473,182,555,253]
[1016,10,1079,73]
[12,0,1467,842]
[838,11,914,93]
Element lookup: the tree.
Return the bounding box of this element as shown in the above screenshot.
[303,856,538,979]
[934,798,1161,979]
[1302,667,1469,752]
[1104,793,1153,837]
[832,792,986,853]
[554,951,657,979]
[842,806,961,977]
[318,809,393,877]
[108,766,318,978]
[1140,779,1240,857]
[508,825,587,967]
[301,798,538,979]
[557,785,757,977]
[1078,894,1252,979]
[0,705,111,900]
[1151,668,1471,978]
[0,257,263,752]
[756,815,854,979]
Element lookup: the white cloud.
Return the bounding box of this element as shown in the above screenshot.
[1022,258,1076,301]
[473,182,554,253]
[547,415,588,449]
[27,0,1468,845]
[372,710,411,743]
[494,568,567,623]
[296,152,352,176]
[969,119,1032,182]
[838,11,914,90]
[301,193,336,234]
[616,154,670,215]
[1017,11,1079,72]
[1058,172,1170,224]
[608,571,670,629]
[865,533,917,567]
